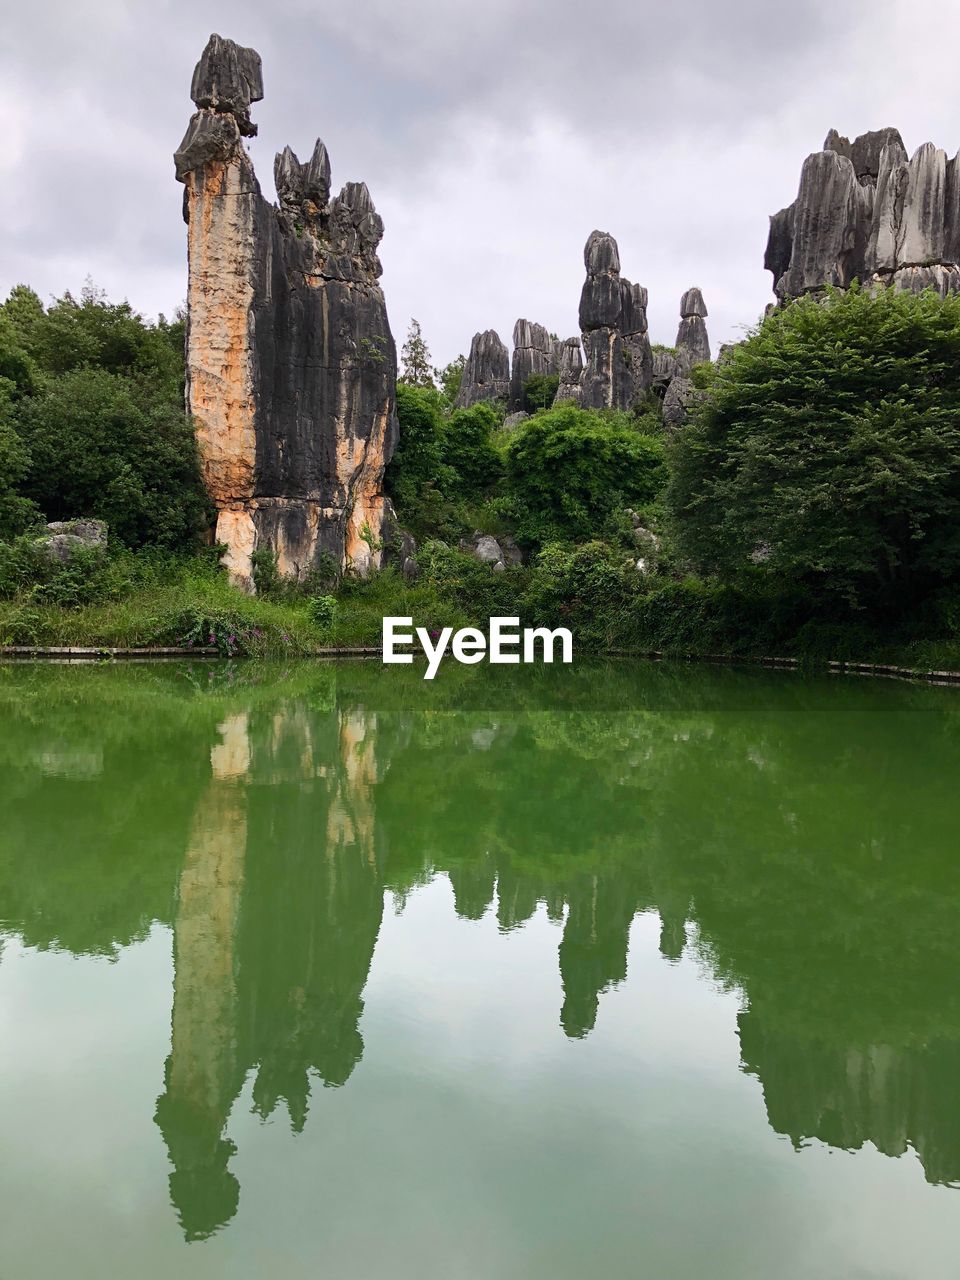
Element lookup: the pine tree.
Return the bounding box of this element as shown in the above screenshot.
[400,318,435,388]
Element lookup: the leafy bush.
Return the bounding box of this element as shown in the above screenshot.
[0,283,207,553]
[0,387,41,538]
[668,285,960,614]
[505,403,665,546]
[435,355,466,407]
[440,402,503,502]
[308,594,338,631]
[14,368,209,550]
[0,534,112,606]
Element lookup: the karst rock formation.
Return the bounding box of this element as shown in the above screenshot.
[456,233,710,419]
[577,231,654,410]
[455,329,511,408]
[675,287,711,365]
[554,336,585,402]
[766,127,960,301]
[509,320,560,409]
[175,34,398,589]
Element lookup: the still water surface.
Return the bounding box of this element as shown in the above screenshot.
[1,659,959,1278]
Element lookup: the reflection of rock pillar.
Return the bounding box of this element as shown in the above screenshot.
[327,710,380,861]
[155,714,249,1241]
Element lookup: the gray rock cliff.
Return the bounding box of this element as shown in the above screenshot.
[509,320,560,409]
[554,336,585,402]
[577,230,653,410]
[456,329,511,408]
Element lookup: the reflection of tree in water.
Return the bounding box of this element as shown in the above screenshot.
[739,1017,960,1188]
[3,662,960,1238]
[370,680,960,1189]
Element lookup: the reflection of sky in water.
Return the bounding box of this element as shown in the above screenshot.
[38,745,103,779]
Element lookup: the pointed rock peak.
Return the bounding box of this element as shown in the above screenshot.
[558,337,583,370]
[909,139,946,165]
[584,230,620,275]
[513,318,552,350]
[824,127,907,182]
[190,34,263,137]
[824,129,852,157]
[274,145,303,206]
[456,331,511,408]
[474,329,508,351]
[303,139,332,205]
[680,287,707,318]
[338,181,375,215]
[850,128,907,182]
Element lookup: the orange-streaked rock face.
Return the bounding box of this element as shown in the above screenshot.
[215,508,257,591]
[184,158,257,508]
[176,36,397,590]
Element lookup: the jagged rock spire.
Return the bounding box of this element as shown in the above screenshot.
[577,230,653,410]
[175,34,397,589]
[456,330,511,408]
[554,337,584,402]
[189,33,263,135]
[509,320,559,409]
[676,288,710,364]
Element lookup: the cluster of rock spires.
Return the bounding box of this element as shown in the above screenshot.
[456,230,711,423]
[767,127,960,300]
[175,34,397,589]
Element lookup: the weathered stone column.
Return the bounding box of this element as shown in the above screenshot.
[175,34,398,589]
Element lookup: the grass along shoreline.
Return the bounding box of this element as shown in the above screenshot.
[3,557,960,681]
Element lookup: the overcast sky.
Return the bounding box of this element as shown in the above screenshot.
[3,0,960,366]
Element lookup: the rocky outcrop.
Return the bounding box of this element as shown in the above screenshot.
[40,519,108,563]
[460,530,523,571]
[501,411,530,432]
[455,329,511,408]
[509,320,559,409]
[651,348,686,395]
[662,376,696,429]
[577,231,653,410]
[675,287,711,365]
[767,127,960,300]
[175,34,397,590]
[624,509,661,575]
[554,336,584,402]
[658,291,710,428]
[620,282,654,403]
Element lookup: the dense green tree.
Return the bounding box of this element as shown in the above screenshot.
[0,284,204,550]
[386,378,450,519]
[440,402,503,501]
[667,286,960,611]
[435,354,466,407]
[0,385,41,537]
[399,318,435,388]
[506,403,664,545]
[16,368,208,549]
[521,372,559,413]
[2,283,185,394]
[0,311,40,398]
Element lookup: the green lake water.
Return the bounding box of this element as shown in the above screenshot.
[1,658,959,1278]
